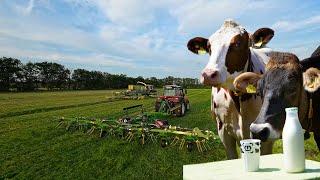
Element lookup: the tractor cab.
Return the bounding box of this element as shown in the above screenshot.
[163,85,186,97]
[155,85,190,117]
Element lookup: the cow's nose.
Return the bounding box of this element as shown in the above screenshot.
[250,125,270,142]
[201,70,219,85]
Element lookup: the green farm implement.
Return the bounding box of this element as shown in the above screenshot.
[57,104,217,152]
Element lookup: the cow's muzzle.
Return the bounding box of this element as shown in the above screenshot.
[201,69,220,86]
[250,123,270,142]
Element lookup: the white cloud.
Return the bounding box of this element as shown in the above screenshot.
[0,45,134,68]
[12,0,35,15]
[0,16,106,53]
[99,24,131,41]
[290,42,319,59]
[272,15,320,32]
[12,0,53,15]
[170,0,273,34]
[25,0,35,14]
[94,0,155,28]
[0,44,186,77]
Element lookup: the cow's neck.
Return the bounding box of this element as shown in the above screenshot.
[228,48,269,112]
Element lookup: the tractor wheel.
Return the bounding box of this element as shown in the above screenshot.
[187,142,193,152]
[160,138,168,148]
[178,102,186,117]
[159,101,169,114]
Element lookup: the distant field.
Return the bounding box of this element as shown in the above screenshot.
[0,90,120,118]
[0,89,319,179]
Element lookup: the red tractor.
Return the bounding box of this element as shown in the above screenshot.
[155,85,190,116]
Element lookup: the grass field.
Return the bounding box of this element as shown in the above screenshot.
[0,89,319,179]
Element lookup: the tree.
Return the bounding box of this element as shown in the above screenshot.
[164,76,175,85]
[0,57,22,91]
[72,69,91,89]
[0,56,206,91]
[90,71,106,89]
[36,62,70,90]
[19,62,40,91]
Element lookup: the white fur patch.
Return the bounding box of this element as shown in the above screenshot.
[250,47,270,73]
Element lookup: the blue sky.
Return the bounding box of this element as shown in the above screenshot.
[0,0,319,78]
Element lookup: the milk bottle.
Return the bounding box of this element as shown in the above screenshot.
[282,107,305,173]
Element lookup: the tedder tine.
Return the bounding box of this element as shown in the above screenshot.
[196,140,203,152]
[179,139,185,150]
[56,121,64,128]
[99,129,104,138]
[149,133,157,143]
[170,136,180,146]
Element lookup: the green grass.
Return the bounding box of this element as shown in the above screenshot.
[0,90,120,117]
[0,89,319,179]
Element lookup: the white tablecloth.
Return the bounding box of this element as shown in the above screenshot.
[183,154,320,180]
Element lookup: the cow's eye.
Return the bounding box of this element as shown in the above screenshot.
[257,87,263,97]
[235,41,241,47]
[231,41,241,50]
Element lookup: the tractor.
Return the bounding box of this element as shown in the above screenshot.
[155,85,190,116]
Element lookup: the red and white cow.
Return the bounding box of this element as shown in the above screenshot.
[187,20,274,159]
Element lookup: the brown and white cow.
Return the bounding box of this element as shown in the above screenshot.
[187,20,275,159]
[234,53,320,150]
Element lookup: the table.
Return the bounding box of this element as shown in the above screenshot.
[183,154,320,180]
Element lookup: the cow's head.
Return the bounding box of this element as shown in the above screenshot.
[234,54,320,141]
[187,20,274,88]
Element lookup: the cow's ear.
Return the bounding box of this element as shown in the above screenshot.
[187,37,209,55]
[250,28,274,48]
[233,72,262,93]
[303,68,320,92]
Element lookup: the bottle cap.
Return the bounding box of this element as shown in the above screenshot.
[285,107,298,112]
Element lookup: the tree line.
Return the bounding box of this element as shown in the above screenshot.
[0,57,205,92]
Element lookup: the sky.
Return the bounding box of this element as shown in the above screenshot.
[0,0,319,78]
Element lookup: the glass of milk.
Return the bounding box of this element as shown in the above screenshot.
[240,139,261,172]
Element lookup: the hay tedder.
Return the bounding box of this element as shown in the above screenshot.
[57,104,217,152]
[155,85,190,116]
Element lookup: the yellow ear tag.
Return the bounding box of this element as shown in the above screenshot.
[197,48,207,55]
[246,84,256,93]
[254,37,263,48]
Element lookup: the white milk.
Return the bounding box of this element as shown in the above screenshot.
[282,107,305,173]
[240,139,261,172]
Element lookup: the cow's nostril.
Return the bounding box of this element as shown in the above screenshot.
[251,126,270,142]
[210,71,218,79]
[259,127,270,142]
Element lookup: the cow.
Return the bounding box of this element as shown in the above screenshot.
[187,19,275,159]
[233,52,320,150]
